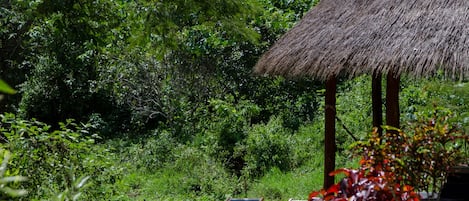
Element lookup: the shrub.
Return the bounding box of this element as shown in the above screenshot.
[0,148,27,199]
[0,113,121,200]
[193,98,260,174]
[309,108,468,201]
[353,109,468,195]
[238,116,296,178]
[113,130,176,172]
[308,163,419,201]
[169,145,240,200]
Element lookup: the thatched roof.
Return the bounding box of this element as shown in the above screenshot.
[255,0,469,81]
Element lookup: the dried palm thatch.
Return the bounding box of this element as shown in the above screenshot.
[255,0,469,81]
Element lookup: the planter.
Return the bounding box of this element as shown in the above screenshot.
[439,166,469,201]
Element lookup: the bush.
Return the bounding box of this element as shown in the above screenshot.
[308,108,468,201]
[169,145,240,200]
[0,113,121,200]
[189,98,260,174]
[113,130,176,172]
[308,163,419,201]
[0,148,27,199]
[238,116,296,178]
[352,108,468,195]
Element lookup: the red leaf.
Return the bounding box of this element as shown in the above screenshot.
[359,158,366,165]
[324,194,335,201]
[329,168,350,177]
[309,191,322,200]
[402,185,413,192]
[326,184,341,194]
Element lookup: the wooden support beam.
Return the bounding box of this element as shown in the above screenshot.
[386,72,400,128]
[372,73,383,135]
[324,76,337,189]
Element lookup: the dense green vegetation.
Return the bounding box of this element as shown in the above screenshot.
[1,0,469,200]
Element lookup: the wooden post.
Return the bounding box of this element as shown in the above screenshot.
[324,76,337,189]
[372,73,383,135]
[386,72,400,128]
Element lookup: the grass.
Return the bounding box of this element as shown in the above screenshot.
[101,120,365,201]
[110,162,323,201]
[247,164,323,200]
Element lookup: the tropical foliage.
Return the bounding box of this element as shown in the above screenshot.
[309,108,469,201]
[1,0,469,200]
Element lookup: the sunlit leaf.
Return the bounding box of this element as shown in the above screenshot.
[72,192,82,201]
[74,176,90,189]
[0,176,28,184]
[0,79,16,94]
[0,186,27,197]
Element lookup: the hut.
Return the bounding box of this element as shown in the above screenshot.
[254,0,469,189]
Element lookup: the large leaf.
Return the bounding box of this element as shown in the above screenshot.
[0,79,16,94]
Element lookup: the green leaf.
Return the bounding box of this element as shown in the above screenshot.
[0,176,28,184]
[74,176,90,189]
[0,186,28,197]
[72,192,82,201]
[0,79,16,94]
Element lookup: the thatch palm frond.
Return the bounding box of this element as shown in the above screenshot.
[255,0,469,80]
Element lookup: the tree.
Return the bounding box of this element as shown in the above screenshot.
[0,0,32,112]
[15,0,126,127]
[3,0,320,137]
